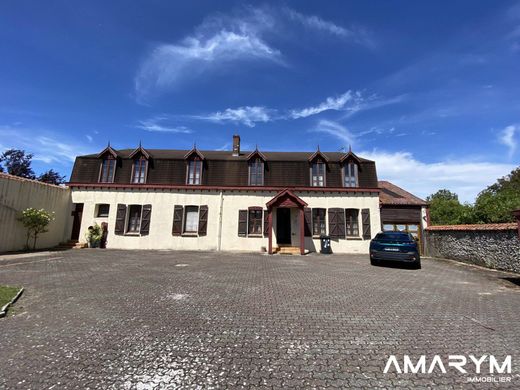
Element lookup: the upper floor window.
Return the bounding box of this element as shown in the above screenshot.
[311,160,326,187]
[344,162,358,187]
[187,157,202,185]
[249,158,264,186]
[99,156,116,183]
[132,157,147,184]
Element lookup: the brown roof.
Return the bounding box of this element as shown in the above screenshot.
[378,180,427,206]
[427,223,517,231]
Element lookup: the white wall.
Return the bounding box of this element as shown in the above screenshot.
[71,188,380,253]
[0,173,72,252]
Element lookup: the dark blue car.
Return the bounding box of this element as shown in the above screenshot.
[369,231,421,268]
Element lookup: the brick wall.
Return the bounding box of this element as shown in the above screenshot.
[425,222,520,273]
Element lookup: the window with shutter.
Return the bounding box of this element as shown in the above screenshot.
[115,204,126,235]
[183,206,199,233]
[362,208,371,239]
[248,208,263,235]
[304,208,312,237]
[345,209,359,237]
[312,208,327,236]
[126,205,142,233]
[238,210,248,236]
[198,205,208,236]
[172,205,184,236]
[263,209,269,237]
[140,204,152,235]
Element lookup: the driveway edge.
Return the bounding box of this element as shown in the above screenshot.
[0,287,24,318]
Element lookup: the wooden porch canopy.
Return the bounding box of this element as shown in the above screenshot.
[266,189,308,255]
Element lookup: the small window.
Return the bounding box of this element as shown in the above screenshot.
[383,224,395,231]
[132,157,147,184]
[96,204,110,217]
[344,162,358,187]
[187,158,202,185]
[311,160,325,187]
[183,206,199,233]
[345,209,359,237]
[248,208,263,235]
[312,208,326,236]
[127,205,142,233]
[99,156,116,183]
[249,158,264,186]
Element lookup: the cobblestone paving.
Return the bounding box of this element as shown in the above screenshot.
[0,250,519,389]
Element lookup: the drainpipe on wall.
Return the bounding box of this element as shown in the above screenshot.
[217,190,224,251]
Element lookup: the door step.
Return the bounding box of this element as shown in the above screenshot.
[275,246,301,255]
[54,240,86,250]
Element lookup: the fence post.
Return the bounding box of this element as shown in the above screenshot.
[513,209,520,238]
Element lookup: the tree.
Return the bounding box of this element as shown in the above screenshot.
[18,208,55,250]
[426,189,472,225]
[0,149,35,179]
[38,169,66,185]
[473,167,520,223]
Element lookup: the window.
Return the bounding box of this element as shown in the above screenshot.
[96,204,110,217]
[187,158,202,185]
[345,209,359,237]
[127,205,142,233]
[183,206,199,233]
[99,156,116,183]
[249,158,264,186]
[344,162,358,187]
[248,208,263,235]
[132,157,147,184]
[311,160,326,187]
[312,208,326,236]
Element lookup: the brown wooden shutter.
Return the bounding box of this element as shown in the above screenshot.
[140,204,152,236]
[115,204,127,235]
[198,205,208,236]
[304,208,312,237]
[172,205,183,236]
[336,208,346,238]
[328,208,338,238]
[238,210,247,237]
[263,209,269,237]
[362,208,371,239]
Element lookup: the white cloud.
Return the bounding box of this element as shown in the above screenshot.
[136,117,193,133]
[135,9,282,100]
[290,91,363,119]
[192,106,273,127]
[85,134,93,142]
[310,120,356,145]
[498,124,518,158]
[360,149,515,203]
[284,8,374,46]
[0,126,93,165]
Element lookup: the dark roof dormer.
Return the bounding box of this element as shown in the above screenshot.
[339,147,362,164]
[246,147,267,162]
[184,146,205,160]
[129,142,151,160]
[308,146,329,163]
[97,143,118,159]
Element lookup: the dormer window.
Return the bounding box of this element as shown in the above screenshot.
[99,156,116,183]
[249,158,264,186]
[344,162,358,187]
[132,156,148,184]
[187,157,202,185]
[311,159,326,187]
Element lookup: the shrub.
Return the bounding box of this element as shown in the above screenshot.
[18,208,55,250]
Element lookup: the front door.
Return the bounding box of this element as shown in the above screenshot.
[70,203,84,240]
[276,208,291,244]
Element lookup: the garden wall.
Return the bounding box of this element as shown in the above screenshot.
[425,223,520,273]
[0,173,72,252]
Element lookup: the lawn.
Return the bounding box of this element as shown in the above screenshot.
[0,285,21,309]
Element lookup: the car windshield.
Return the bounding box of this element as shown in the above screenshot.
[374,232,413,242]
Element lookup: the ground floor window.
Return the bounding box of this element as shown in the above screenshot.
[127,205,142,233]
[248,208,263,235]
[183,206,199,233]
[345,208,359,237]
[96,204,110,217]
[312,208,326,236]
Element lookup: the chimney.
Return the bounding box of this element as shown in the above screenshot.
[232,134,240,156]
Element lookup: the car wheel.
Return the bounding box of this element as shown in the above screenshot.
[370,259,379,266]
[413,260,421,269]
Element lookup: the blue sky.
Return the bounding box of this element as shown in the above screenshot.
[1,1,519,202]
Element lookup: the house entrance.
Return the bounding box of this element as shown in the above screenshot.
[276,208,291,244]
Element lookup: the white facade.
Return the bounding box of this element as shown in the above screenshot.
[71,188,380,254]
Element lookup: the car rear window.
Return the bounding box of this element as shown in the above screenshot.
[375,232,413,241]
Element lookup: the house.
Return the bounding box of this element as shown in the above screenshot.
[378,180,429,252]
[68,135,387,254]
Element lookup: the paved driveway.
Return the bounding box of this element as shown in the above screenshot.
[0,250,519,389]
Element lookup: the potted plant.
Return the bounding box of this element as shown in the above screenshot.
[85,223,102,248]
